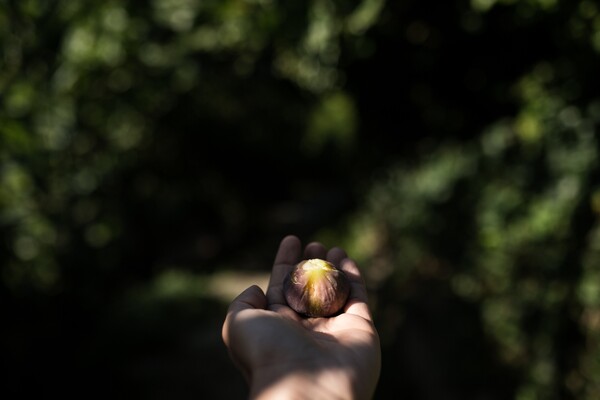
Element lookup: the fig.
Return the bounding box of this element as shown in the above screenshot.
[283,258,350,317]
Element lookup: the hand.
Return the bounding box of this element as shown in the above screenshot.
[222,235,381,400]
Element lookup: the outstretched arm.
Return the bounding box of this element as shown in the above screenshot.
[222,235,381,400]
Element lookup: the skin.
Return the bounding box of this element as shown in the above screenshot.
[222,235,381,400]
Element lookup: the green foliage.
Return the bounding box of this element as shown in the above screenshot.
[347,65,600,399]
[3,0,600,399]
[0,0,380,294]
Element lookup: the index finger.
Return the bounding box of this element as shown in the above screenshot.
[266,235,301,306]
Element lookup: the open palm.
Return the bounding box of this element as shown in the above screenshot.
[222,235,381,400]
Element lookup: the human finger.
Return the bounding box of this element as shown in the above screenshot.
[267,235,301,305]
[272,235,302,266]
[326,246,347,268]
[222,285,267,347]
[304,241,327,260]
[339,258,373,321]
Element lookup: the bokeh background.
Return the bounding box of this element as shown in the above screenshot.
[2,0,600,399]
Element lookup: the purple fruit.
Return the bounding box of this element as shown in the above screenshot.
[283,258,350,317]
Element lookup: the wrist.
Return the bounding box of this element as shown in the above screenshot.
[250,363,355,400]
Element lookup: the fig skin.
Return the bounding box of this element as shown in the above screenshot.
[283,258,350,317]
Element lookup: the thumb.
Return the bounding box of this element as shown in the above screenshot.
[228,285,268,313]
[222,285,267,346]
[222,285,267,382]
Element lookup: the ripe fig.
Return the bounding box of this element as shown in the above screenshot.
[283,258,350,317]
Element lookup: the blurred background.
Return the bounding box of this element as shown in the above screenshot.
[2,0,600,399]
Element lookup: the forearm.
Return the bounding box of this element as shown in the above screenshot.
[249,366,356,400]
